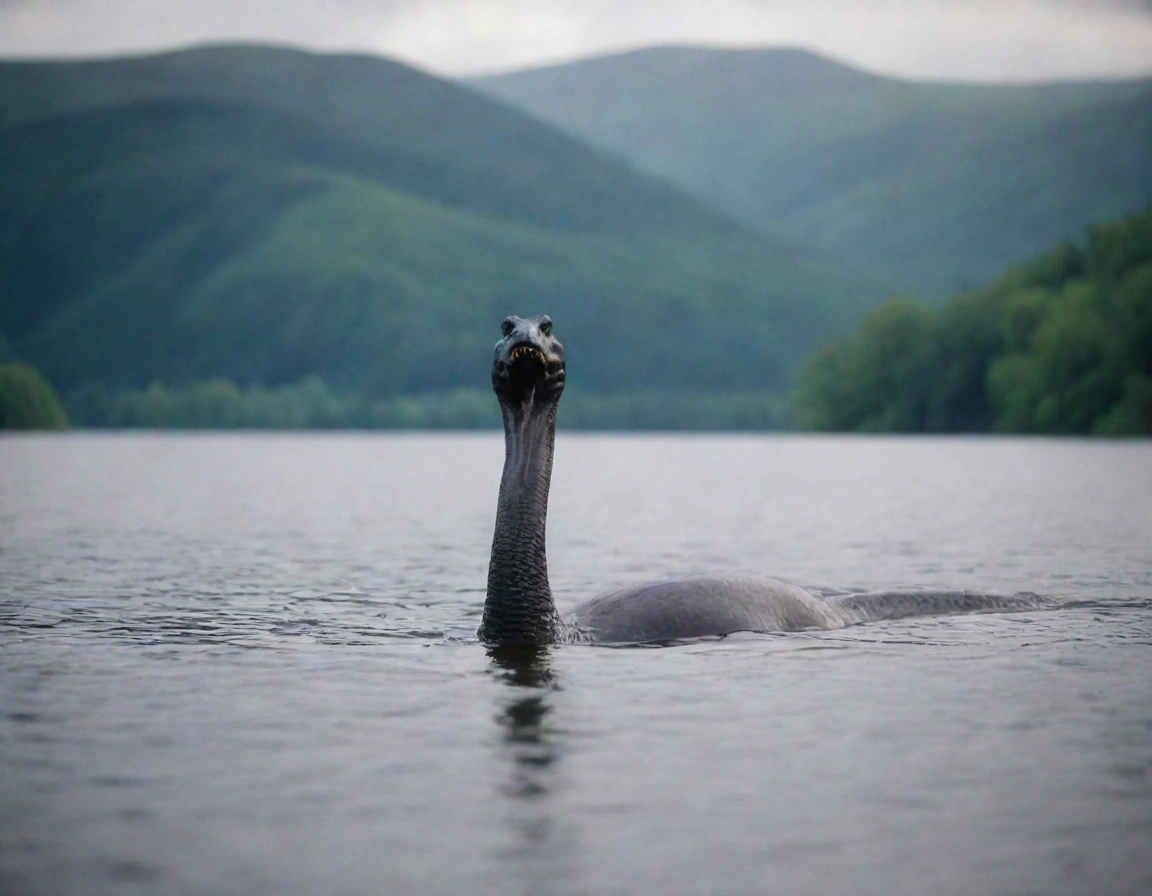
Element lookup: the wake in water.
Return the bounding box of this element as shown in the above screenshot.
[824,587,1059,626]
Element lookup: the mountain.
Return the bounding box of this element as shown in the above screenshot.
[0,44,881,399]
[471,46,1152,296]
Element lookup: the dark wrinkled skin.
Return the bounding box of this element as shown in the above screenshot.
[479,315,566,645]
[478,316,1058,646]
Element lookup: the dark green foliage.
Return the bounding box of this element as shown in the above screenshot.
[0,362,68,429]
[794,298,934,432]
[0,44,878,404]
[794,210,1152,435]
[473,46,1152,296]
[69,378,370,429]
[66,379,786,431]
[563,390,785,430]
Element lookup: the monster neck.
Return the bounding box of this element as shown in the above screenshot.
[480,398,561,645]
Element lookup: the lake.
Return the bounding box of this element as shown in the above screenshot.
[1,432,1150,896]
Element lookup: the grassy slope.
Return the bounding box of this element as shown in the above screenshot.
[0,44,878,395]
[472,46,1152,295]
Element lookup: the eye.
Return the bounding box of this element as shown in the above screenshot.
[501,318,515,338]
[539,317,553,337]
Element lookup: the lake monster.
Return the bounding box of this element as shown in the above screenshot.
[480,315,1055,645]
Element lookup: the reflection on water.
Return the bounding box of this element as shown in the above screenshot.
[490,645,558,799]
[1,433,1151,896]
[488,645,581,895]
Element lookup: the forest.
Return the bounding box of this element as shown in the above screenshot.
[3,209,1148,433]
[59,380,784,431]
[1,46,1148,434]
[794,209,1152,435]
[0,46,868,402]
[475,46,1152,297]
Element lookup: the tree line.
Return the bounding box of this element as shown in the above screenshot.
[794,209,1152,435]
[4,209,1148,434]
[59,379,785,431]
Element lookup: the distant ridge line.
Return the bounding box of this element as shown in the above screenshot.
[469,42,1152,88]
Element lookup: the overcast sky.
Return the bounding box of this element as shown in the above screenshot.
[1,0,1151,82]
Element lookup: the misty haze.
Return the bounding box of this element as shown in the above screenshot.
[1,6,1150,896]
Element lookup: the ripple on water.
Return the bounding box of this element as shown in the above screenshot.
[1,433,1150,896]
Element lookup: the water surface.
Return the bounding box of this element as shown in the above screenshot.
[2,433,1150,896]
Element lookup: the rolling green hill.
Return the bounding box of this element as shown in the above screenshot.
[0,44,882,402]
[471,46,1152,296]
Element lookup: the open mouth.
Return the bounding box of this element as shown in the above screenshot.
[509,344,546,366]
[507,343,547,380]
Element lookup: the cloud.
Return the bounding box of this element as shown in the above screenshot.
[376,0,1152,81]
[0,0,1151,82]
